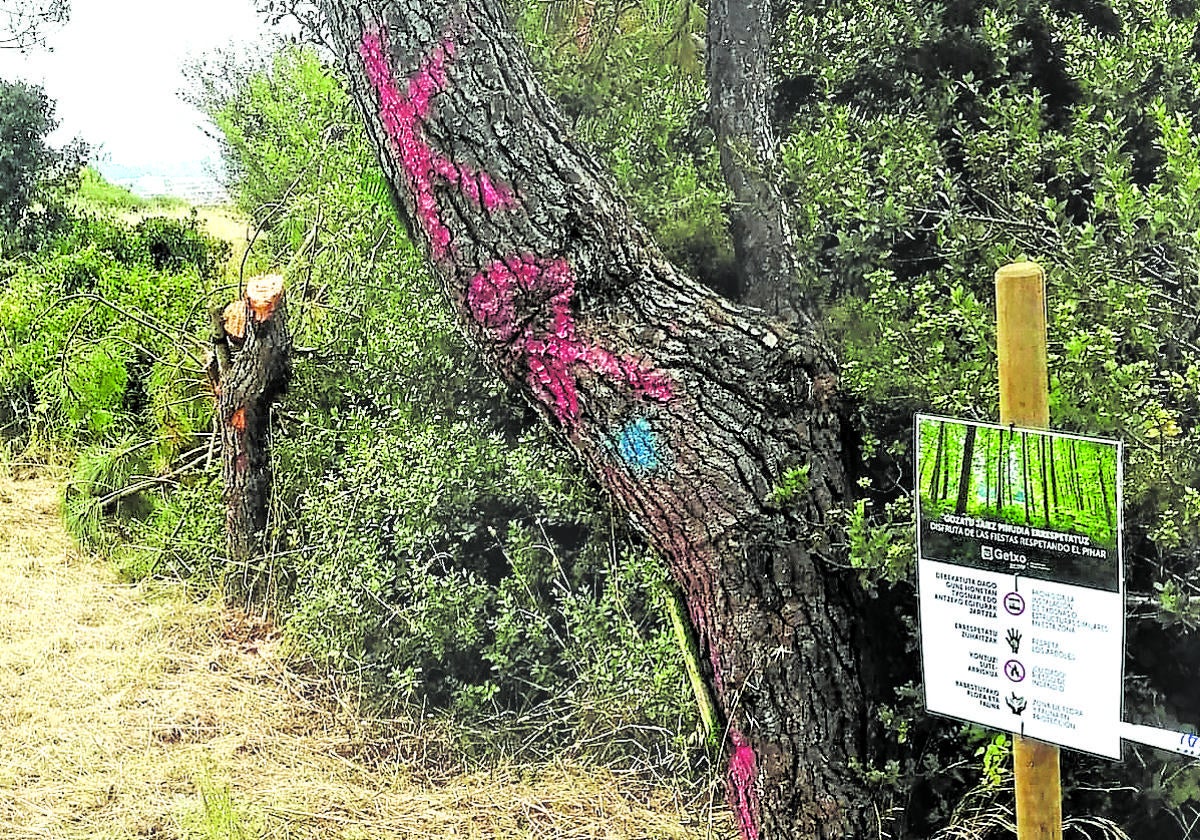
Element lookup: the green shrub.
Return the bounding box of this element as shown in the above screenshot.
[0,198,227,508]
[133,214,230,279]
[61,437,155,550]
[0,78,59,239]
[112,479,223,582]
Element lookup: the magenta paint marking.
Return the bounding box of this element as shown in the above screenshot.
[728,729,761,840]
[360,28,514,258]
[468,255,673,422]
[362,27,673,423]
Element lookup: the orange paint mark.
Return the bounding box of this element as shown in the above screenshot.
[229,407,246,431]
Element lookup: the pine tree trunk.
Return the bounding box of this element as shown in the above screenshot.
[321,2,877,835]
[214,274,291,575]
[1098,447,1113,526]
[1039,435,1050,526]
[982,427,992,509]
[931,421,945,502]
[997,427,1006,514]
[1049,434,1059,516]
[941,425,954,502]
[1075,444,1084,508]
[707,0,808,322]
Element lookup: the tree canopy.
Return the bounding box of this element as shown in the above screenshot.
[0,0,68,50]
[0,78,57,234]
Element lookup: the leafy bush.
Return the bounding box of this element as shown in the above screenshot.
[133,214,231,278]
[0,77,88,253]
[110,478,224,582]
[0,77,59,238]
[0,188,230,570]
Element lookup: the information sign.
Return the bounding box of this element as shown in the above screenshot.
[915,415,1124,758]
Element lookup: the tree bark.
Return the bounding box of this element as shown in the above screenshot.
[706,0,809,323]
[321,2,875,836]
[1097,446,1113,526]
[1039,434,1050,526]
[214,274,291,575]
[1049,434,1059,514]
[982,427,992,509]
[941,425,954,502]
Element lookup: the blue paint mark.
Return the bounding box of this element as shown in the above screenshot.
[615,417,661,472]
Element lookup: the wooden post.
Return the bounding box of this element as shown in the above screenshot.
[995,261,1062,840]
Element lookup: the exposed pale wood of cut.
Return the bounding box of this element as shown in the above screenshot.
[222,299,248,340]
[246,272,285,322]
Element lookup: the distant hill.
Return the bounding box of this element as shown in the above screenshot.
[115,175,228,205]
[96,161,229,206]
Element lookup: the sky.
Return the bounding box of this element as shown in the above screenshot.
[0,0,283,186]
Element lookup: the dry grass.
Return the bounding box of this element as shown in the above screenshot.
[192,207,255,268]
[931,780,1132,840]
[0,473,731,840]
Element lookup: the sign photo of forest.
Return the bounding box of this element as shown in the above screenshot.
[915,416,1122,592]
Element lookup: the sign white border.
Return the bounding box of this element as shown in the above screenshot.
[915,415,1125,758]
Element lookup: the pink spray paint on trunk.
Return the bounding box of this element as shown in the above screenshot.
[467,254,672,422]
[361,26,675,424]
[360,29,514,258]
[729,729,761,840]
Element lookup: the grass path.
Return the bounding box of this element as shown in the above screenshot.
[0,473,726,839]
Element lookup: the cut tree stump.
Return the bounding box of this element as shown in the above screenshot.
[210,274,291,586]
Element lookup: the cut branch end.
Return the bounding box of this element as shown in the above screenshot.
[247,273,286,323]
[223,300,248,341]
